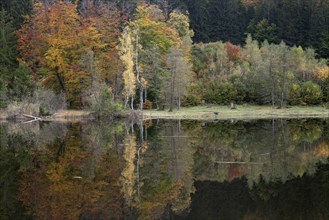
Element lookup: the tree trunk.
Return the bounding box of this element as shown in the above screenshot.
[169,68,175,112]
[270,55,275,109]
[280,59,287,108]
[134,26,143,111]
[163,0,169,20]
[271,74,277,109]
[124,95,128,109]
[281,75,286,108]
[131,96,134,110]
[56,72,66,93]
[139,87,143,110]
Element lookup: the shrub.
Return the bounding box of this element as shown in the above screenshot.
[288,83,302,105]
[87,84,123,118]
[33,89,66,116]
[204,81,238,104]
[182,94,201,106]
[5,88,66,118]
[143,100,153,109]
[323,102,329,109]
[182,82,204,106]
[301,81,322,105]
[7,101,40,118]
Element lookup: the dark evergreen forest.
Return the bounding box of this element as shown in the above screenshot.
[160,0,329,58]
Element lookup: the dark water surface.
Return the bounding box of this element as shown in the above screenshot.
[1,119,329,219]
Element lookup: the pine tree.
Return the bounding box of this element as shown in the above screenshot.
[0,9,17,105]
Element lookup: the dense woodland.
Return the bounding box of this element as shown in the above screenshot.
[1,0,329,115]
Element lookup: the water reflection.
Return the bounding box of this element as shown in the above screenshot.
[1,119,329,219]
[180,161,329,220]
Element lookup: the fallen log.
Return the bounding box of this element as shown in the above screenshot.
[22,114,42,120]
[21,114,42,123]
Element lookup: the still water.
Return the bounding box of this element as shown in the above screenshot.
[1,119,329,219]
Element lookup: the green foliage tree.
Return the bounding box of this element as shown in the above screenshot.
[0,0,32,28]
[6,62,35,101]
[189,34,329,107]
[0,9,16,106]
[122,4,193,111]
[247,19,278,44]
[0,9,34,106]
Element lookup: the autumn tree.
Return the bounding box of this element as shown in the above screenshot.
[122,4,182,110]
[119,26,136,109]
[78,1,123,99]
[226,42,241,62]
[17,0,122,108]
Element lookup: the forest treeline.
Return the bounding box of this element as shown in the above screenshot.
[173,0,329,59]
[0,0,329,115]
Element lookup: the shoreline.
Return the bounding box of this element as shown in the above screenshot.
[141,105,329,120]
[1,105,329,122]
[0,110,96,123]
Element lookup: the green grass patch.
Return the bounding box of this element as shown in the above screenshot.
[142,105,329,120]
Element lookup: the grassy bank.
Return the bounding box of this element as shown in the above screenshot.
[44,110,95,121]
[142,105,329,120]
[2,105,329,122]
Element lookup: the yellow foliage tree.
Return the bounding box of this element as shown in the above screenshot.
[316,65,329,82]
[119,26,136,109]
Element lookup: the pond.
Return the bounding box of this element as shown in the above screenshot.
[1,119,329,219]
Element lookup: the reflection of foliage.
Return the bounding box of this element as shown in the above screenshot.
[17,122,129,219]
[121,134,138,205]
[3,118,329,219]
[187,178,254,220]
[250,159,329,220]
[135,120,195,219]
[185,159,329,220]
[0,134,32,219]
[189,119,329,184]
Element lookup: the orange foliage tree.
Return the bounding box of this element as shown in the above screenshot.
[17,0,122,107]
[79,1,123,99]
[226,42,241,62]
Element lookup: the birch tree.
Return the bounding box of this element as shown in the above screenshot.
[119,26,136,109]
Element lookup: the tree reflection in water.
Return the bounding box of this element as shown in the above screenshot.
[1,119,329,219]
[17,122,130,219]
[180,160,329,220]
